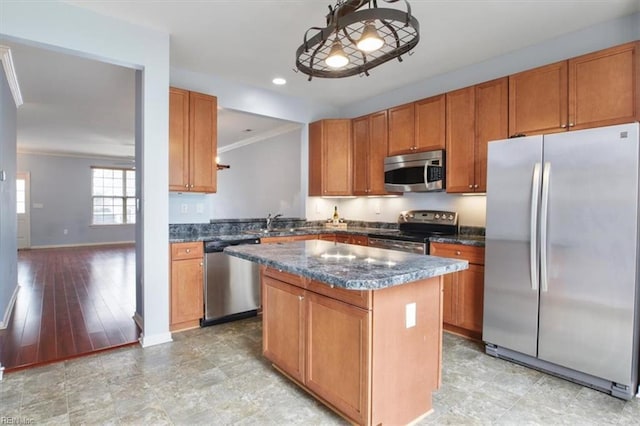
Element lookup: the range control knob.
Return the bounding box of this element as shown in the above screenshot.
[434,214,440,219]
[448,214,454,220]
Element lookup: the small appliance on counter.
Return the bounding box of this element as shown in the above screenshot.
[367,209,458,254]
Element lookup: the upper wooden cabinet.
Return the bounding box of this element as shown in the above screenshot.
[169,87,217,193]
[569,41,639,130]
[509,41,639,136]
[415,94,446,152]
[309,119,352,196]
[446,78,508,193]
[387,103,415,155]
[353,111,396,196]
[387,95,446,156]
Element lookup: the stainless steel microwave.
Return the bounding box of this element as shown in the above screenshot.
[384,150,445,192]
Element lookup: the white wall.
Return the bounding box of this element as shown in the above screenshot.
[0,64,18,329]
[1,1,171,346]
[169,128,304,223]
[17,153,135,247]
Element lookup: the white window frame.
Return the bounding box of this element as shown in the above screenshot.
[91,166,136,225]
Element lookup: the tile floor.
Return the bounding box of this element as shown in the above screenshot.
[1,316,639,425]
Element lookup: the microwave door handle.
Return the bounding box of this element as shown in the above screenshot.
[423,163,429,185]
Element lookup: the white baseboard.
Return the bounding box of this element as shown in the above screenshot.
[133,312,144,330]
[139,332,173,348]
[0,284,19,329]
[29,241,135,249]
[0,364,4,381]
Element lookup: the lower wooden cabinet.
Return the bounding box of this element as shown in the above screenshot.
[320,233,368,246]
[430,242,485,340]
[260,234,316,244]
[261,266,442,425]
[169,242,204,331]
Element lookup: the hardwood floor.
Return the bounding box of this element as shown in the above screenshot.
[0,244,139,371]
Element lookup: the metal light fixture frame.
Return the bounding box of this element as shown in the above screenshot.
[295,0,419,80]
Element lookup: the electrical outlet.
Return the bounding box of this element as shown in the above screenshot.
[63,229,68,235]
[405,302,416,328]
[196,203,204,214]
[181,204,188,214]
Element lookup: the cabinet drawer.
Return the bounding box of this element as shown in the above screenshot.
[307,280,372,310]
[430,243,485,265]
[171,242,203,260]
[263,266,306,289]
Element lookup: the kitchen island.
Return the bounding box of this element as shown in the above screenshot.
[225,240,468,425]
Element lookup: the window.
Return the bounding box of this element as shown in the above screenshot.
[16,178,26,214]
[91,167,136,225]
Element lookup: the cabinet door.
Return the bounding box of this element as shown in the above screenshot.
[569,41,639,130]
[456,264,485,336]
[323,120,352,195]
[509,61,568,136]
[352,116,370,195]
[415,94,446,152]
[475,77,508,192]
[334,234,350,244]
[349,235,369,246]
[189,91,217,193]
[308,121,323,196]
[262,276,305,383]
[441,273,456,326]
[170,258,203,329]
[387,103,415,155]
[169,87,190,191]
[446,86,475,193]
[368,111,391,195]
[305,292,370,425]
[318,234,336,242]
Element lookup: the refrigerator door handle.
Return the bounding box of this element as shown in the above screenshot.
[540,162,551,292]
[530,162,542,291]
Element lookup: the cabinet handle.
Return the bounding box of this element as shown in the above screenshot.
[569,122,575,127]
[298,295,304,301]
[185,184,189,188]
[468,184,473,189]
[199,262,203,266]
[190,184,194,188]
[455,250,461,255]
[561,124,567,128]
[186,249,191,253]
[474,184,479,189]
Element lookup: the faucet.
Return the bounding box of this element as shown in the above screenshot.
[266,213,282,231]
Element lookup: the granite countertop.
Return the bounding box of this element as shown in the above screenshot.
[224,240,468,290]
[169,226,485,247]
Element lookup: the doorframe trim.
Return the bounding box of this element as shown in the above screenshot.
[0,45,23,107]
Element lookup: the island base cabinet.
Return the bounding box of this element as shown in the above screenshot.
[306,292,370,425]
[261,266,443,426]
[262,276,305,383]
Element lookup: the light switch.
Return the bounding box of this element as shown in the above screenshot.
[405,302,416,328]
[33,203,44,209]
[181,204,188,214]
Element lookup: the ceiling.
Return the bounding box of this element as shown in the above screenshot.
[6,0,640,158]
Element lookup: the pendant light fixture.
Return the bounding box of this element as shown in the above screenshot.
[295,0,420,80]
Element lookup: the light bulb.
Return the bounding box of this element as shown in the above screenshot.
[357,21,384,52]
[325,40,349,68]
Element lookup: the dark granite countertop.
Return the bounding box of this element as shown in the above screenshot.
[169,226,484,247]
[224,240,468,290]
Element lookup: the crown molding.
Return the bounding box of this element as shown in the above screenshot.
[17,147,134,162]
[217,123,302,154]
[0,45,23,107]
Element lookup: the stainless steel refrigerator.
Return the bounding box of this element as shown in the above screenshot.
[483,122,640,400]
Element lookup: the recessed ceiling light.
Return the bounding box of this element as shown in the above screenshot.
[272,77,286,85]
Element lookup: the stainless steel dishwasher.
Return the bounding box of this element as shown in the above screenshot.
[201,237,260,326]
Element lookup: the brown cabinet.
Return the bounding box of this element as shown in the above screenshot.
[309,119,352,196]
[430,242,485,340]
[509,41,639,136]
[446,78,508,193]
[352,111,395,195]
[387,95,446,156]
[261,235,317,244]
[319,233,368,246]
[415,94,446,152]
[387,103,415,155]
[169,242,204,331]
[169,87,218,193]
[261,266,442,425]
